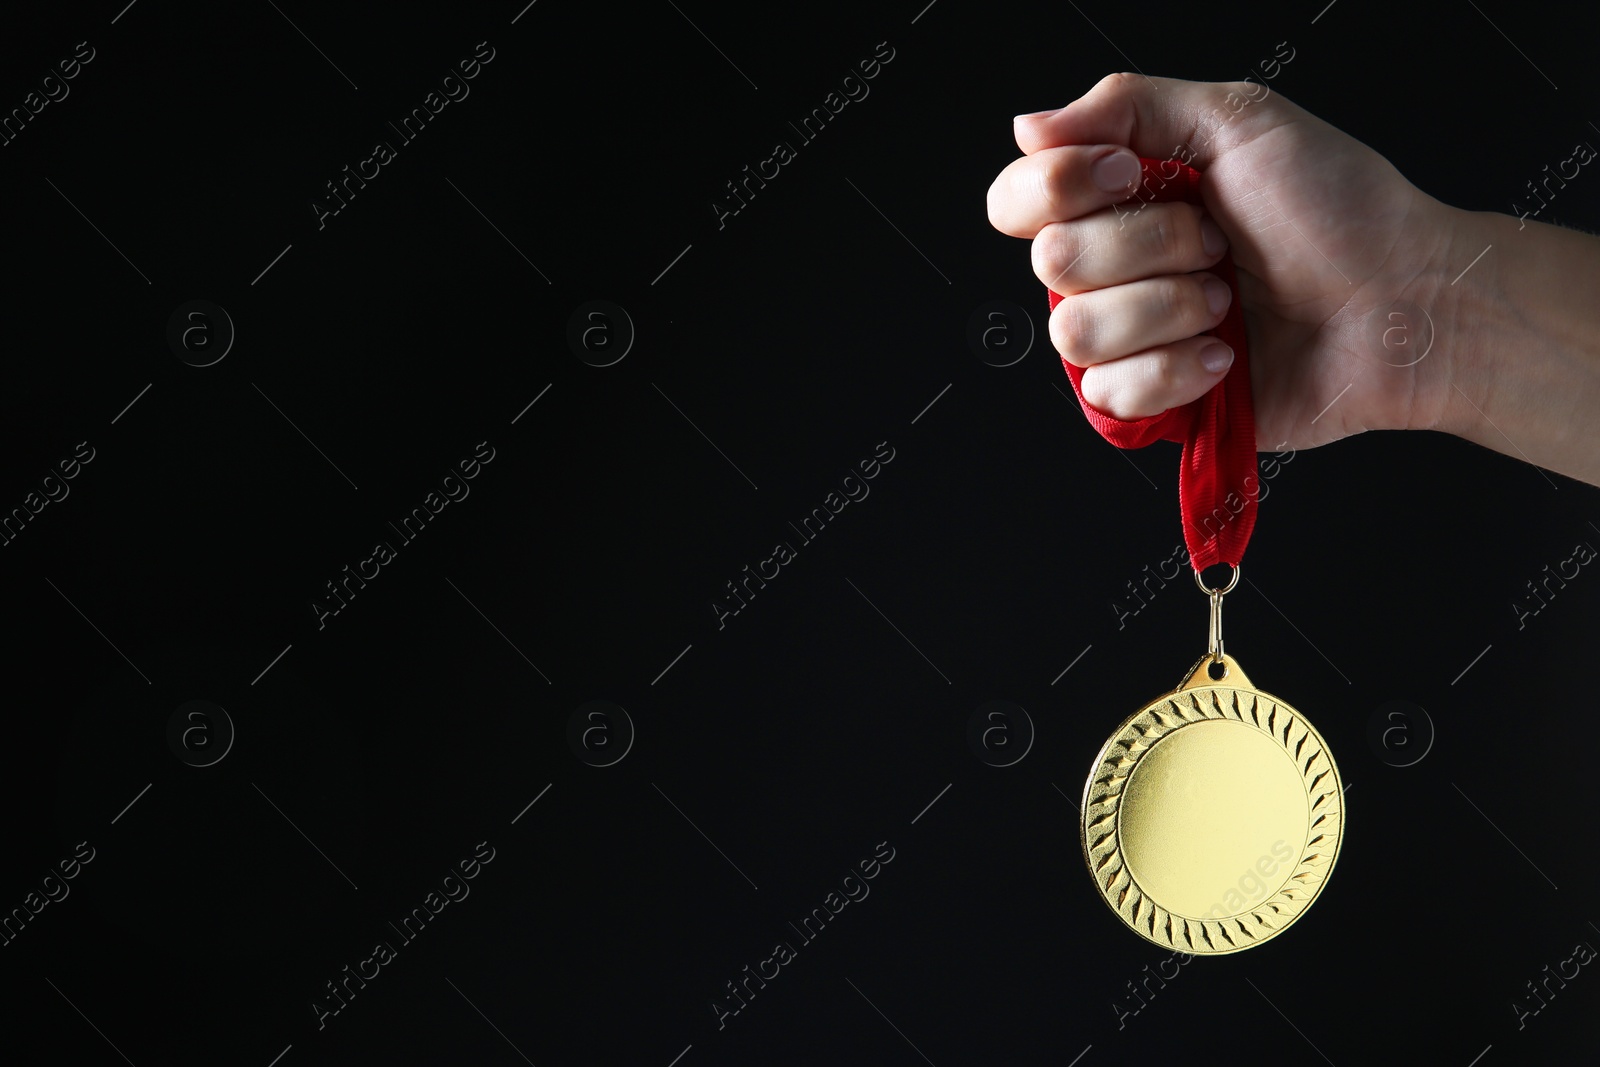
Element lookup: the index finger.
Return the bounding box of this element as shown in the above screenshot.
[986,143,1142,238]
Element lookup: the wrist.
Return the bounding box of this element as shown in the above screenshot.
[1429,206,1600,482]
[1418,204,1504,439]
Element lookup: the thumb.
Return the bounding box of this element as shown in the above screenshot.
[1014,73,1265,169]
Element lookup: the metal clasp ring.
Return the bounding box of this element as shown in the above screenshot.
[1194,564,1239,663]
[1193,564,1240,597]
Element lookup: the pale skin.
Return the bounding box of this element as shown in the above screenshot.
[987,73,1600,488]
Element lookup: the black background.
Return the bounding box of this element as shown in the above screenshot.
[2,0,1598,1064]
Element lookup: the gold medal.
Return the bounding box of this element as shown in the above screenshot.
[1080,566,1343,953]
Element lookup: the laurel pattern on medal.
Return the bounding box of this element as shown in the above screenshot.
[1081,685,1343,955]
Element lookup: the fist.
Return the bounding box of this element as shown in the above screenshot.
[991,141,1238,420]
[988,73,1463,451]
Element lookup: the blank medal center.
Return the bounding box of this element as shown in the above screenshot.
[1117,718,1308,919]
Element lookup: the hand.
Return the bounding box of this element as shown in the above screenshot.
[988,73,1467,452]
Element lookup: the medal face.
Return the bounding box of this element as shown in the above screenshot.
[1080,653,1343,954]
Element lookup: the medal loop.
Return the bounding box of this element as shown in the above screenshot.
[1194,564,1238,670]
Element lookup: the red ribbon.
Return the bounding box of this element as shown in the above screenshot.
[1046,158,1257,572]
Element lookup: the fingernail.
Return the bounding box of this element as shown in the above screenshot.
[1014,107,1061,121]
[1200,342,1234,374]
[1091,148,1140,193]
[1202,276,1232,316]
[1200,216,1227,257]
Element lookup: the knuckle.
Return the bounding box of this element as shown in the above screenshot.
[1036,154,1071,216]
[1146,208,1182,264]
[1033,224,1081,286]
[1083,364,1138,420]
[1150,350,1182,394]
[1149,276,1188,324]
[1095,71,1153,141]
[1182,276,1213,325]
[1215,79,1252,102]
[985,179,1005,228]
[1051,297,1097,365]
[1079,365,1117,413]
[988,167,1030,235]
[1097,72,1142,98]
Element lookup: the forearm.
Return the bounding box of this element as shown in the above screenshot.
[1436,208,1600,485]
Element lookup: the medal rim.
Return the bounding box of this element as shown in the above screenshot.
[1079,653,1344,955]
